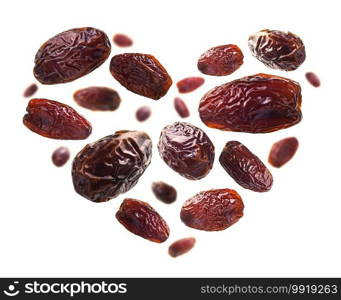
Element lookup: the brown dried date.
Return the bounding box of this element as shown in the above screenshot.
[23,99,92,139]
[52,146,70,167]
[248,29,305,71]
[305,72,321,87]
[197,44,244,76]
[180,189,244,231]
[136,106,151,122]
[23,83,38,98]
[174,97,190,118]
[219,141,273,192]
[158,122,214,180]
[34,27,111,84]
[113,33,133,47]
[199,73,302,133]
[72,130,152,202]
[268,137,299,168]
[168,237,196,257]
[73,86,121,111]
[109,53,172,100]
[116,198,170,243]
[177,77,204,93]
[152,181,177,204]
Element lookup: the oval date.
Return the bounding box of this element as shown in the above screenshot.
[158,122,215,180]
[34,27,111,84]
[152,181,177,204]
[168,237,196,257]
[268,137,299,168]
[199,73,302,133]
[72,130,152,202]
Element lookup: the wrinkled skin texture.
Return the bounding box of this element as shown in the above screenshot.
[113,33,133,47]
[116,198,169,243]
[174,97,190,118]
[34,27,111,84]
[305,72,321,87]
[180,189,244,231]
[219,141,273,192]
[158,122,215,180]
[168,237,195,257]
[73,86,121,111]
[23,83,38,98]
[72,131,152,202]
[248,29,305,71]
[52,147,70,167]
[177,77,204,93]
[152,181,177,204]
[199,73,302,133]
[197,44,244,76]
[23,99,92,139]
[110,53,172,100]
[136,106,151,122]
[268,137,299,168]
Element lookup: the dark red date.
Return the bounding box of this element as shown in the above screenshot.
[219,141,273,192]
[168,237,195,257]
[158,122,215,180]
[174,97,190,118]
[197,44,244,76]
[177,77,204,93]
[248,29,305,71]
[34,27,111,84]
[72,130,152,202]
[199,73,302,133]
[113,33,133,47]
[136,106,151,122]
[305,72,321,87]
[23,83,38,98]
[180,189,244,231]
[268,137,299,168]
[109,53,172,100]
[23,98,92,139]
[52,146,70,167]
[152,181,177,204]
[116,198,170,243]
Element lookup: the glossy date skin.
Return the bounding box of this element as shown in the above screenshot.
[116,198,170,243]
[180,189,244,231]
[268,137,299,168]
[73,86,121,111]
[72,130,152,202]
[23,99,92,139]
[168,237,196,257]
[248,29,306,71]
[219,141,273,192]
[109,53,172,100]
[199,73,302,133]
[158,122,215,180]
[34,27,111,84]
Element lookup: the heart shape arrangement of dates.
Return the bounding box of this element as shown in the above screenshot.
[23,28,320,258]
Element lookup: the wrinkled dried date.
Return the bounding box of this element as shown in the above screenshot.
[52,147,70,167]
[73,86,121,111]
[199,73,302,133]
[23,99,92,139]
[34,27,111,84]
[168,237,195,257]
[248,29,305,71]
[177,77,204,93]
[174,97,190,118]
[180,189,244,231]
[305,72,320,87]
[152,181,177,204]
[113,33,133,47]
[110,53,172,100]
[268,137,299,168]
[158,122,215,180]
[72,130,152,202]
[197,44,244,76]
[116,198,169,243]
[219,141,273,192]
[136,106,151,122]
[23,83,38,98]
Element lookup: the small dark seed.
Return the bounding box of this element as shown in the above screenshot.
[52,147,70,167]
[174,97,190,118]
[136,106,151,122]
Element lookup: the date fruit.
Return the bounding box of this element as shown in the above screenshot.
[305,72,320,87]
[174,97,190,118]
[152,181,177,204]
[52,146,70,167]
[180,189,244,231]
[23,98,92,139]
[158,122,215,180]
[72,130,152,202]
[23,83,38,98]
[268,137,299,168]
[73,86,121,111]
[177,77,204,93]
[197,44,244,76]
[136,106,151,122]
[248,29,305,71]
[113,33,133,47]
[109,53,172,100]
[219,141,273,192]
[168,237,195,257]
[116,198,169,243]
[199,73,302,133]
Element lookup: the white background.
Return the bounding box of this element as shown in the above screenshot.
[1,0,340,277]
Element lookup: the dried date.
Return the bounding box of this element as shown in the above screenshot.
[113,33,133,47]
[168,237,195,257]
[219,141,273,192]
[158,122,214,180]
[180,189,244,231]
[177,77,204,93]
[72,130,152,202]
[73,86,121,111]
[248,29,306,71]
[52,147,70,167]
[305,72,320,87]
[109,53,172,100]
[152,181,177,204]
[199,73,302,133]
[116,198,170,243]
[34,27,111,84]
[174,97,190,118]
[268,137,299,168]
[136,106,151,122]
[23,98,92,139]
[23,83,38,98]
